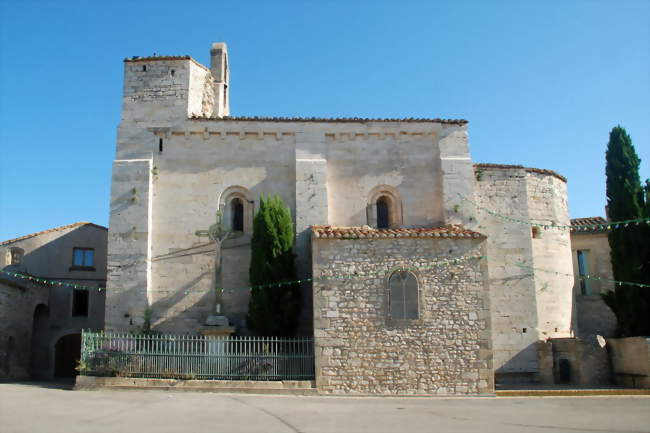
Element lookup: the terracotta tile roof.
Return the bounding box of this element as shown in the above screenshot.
[0,222,107,246]
[190,115,468,125]
[311,225,485,240]
[570,217,608,233]
[474,163,567,183]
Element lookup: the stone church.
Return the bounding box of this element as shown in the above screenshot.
[106,43,574,394]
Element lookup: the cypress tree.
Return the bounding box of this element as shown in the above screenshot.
[602,126,650,337]
[247,195,301,336]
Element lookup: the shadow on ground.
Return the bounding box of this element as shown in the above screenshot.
[0,378,75,390]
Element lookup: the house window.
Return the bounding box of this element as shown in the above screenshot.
[388,270,419,320]
[72,289,89,317]
[231,198,244,232]
[377,196,390,229]
[576,250,591,295]
[8,247,23,265]
[72,248,94,269]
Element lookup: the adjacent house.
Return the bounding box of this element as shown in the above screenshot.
[570,216,617,338]
[0,222,107,379]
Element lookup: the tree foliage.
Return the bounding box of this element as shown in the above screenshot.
[247,195,301,336]
[602,126,650,337]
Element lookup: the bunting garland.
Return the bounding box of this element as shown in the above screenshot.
[0,254,485,294]
[4,254,649,293]
[0,270,106,291]
[514,262,650,288]
[456,193,650,231]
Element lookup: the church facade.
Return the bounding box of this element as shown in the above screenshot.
[106,43,574,393]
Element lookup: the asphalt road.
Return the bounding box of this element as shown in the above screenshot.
[0,382,648,433]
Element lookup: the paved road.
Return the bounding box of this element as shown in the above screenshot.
[1,382,648,433]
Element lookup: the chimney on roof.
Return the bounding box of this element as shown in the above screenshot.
[210,42,229,117]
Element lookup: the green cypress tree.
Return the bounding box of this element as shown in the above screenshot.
[247,195,301,336]
[602,126,650,337]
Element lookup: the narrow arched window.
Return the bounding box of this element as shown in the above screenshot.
[231,198,244,232]
[377,196,390,229]
[389,271,419,320]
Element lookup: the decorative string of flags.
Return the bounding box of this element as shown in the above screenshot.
[0,254,486,294]
[514,262,650,288]
[0,269,107,291]
[456,193,650,231]
[4,252,648,294]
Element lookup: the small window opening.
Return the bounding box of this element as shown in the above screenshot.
[159,138,163,153]
[142,65,147,72]
[377,196,390,229]
[170,69,175,77]
[532,226,541,239]
[72,290,89,317]
[231,198,244,232]
[555,328,558,332]
[522,328,527,333]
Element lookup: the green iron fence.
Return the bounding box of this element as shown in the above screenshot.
[80,330,314,381]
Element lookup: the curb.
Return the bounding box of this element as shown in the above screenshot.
[496,389,650,397]
[74,376,318,395]
[75,385,319,395]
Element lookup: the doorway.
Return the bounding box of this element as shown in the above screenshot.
[54,333,82,377]
[30,304,50,379]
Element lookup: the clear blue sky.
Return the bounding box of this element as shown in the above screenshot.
[1,0,648,240]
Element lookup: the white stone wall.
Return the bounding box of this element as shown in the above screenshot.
[187,62,215,118]
[105,160,151,330]
[107,111,470,333]
[474,166,573,381]
[526,172,574,339]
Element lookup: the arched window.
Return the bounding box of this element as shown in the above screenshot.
[367,185,403,229]
[231,198,244,232]
[388,270,419,320]
[376,196,390,229]
[218,186,253,235]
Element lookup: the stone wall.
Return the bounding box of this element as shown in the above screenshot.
[0,280,48,379]
[105,160,151,330]
[312,236,492,395]
[108,117,468,334]
[473,165,573,382]
[608,337,650,388]
[526,172,574,339]
[121,58,211,124]
[537,338,610,386]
